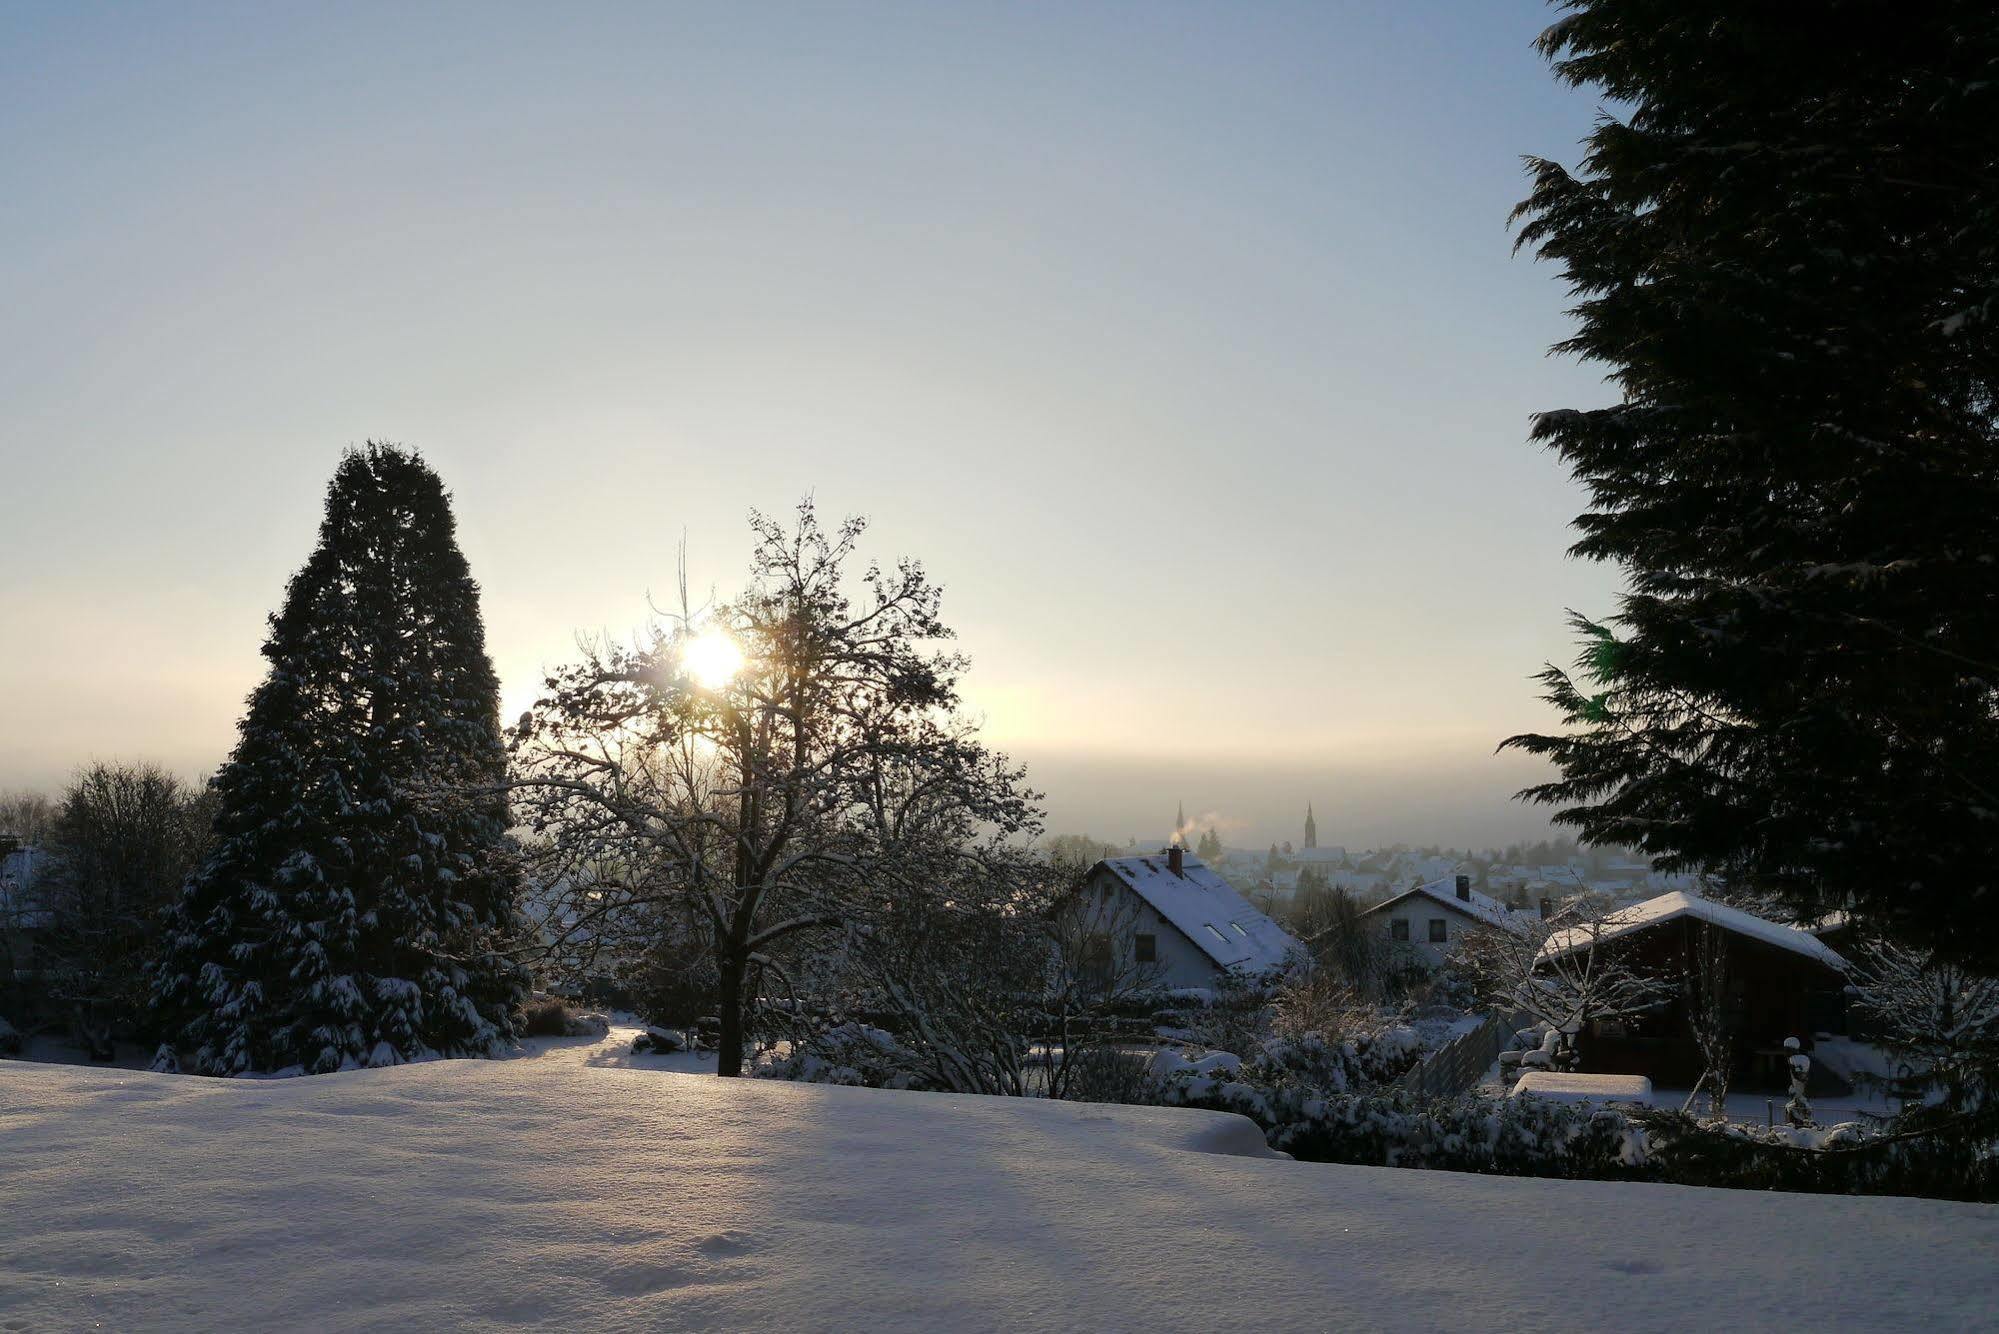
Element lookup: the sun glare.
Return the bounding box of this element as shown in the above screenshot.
[683,628,744,689]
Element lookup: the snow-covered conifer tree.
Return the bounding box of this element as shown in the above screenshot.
[151,444,527,1074]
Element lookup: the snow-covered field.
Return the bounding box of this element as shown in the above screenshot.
[3,1029,1995,1332]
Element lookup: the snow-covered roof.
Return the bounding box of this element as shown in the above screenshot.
[1094,854,1300,973]
[1539,891,1850,972]
[1368,876,1536,937]
[1510,1072,1653,1106]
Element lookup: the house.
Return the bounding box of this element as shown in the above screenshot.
[1076,847,1302,989]
[1360,873,1535,966]
[1,843,53,986]
[1537,891,1852,1092]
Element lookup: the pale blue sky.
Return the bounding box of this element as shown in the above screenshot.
[0,2,1618,847]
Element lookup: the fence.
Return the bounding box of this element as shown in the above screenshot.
[1394,1011,1516,1099]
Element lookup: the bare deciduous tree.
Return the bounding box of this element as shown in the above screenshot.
[40,763,214,1057]
[1288,883,1379,996]
[1039,885,1165,1100]
[510,501,1040,1076]
[1848,940,1999,1106]
[0,790,56,847]
[1452,905,1667,1064]
[1685,922,1734,1118]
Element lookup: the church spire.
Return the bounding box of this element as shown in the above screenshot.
[1175,800,1187,846]
[1304,803,1318,849]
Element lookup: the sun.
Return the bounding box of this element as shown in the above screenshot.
[682,628,744,690]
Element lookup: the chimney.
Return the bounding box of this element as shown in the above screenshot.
[1539,897,1553,920]
[1167,845,1185,876]
[1455,874,1471,902]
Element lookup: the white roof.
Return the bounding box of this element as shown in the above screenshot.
[1095,854,1300,973]
[1539,891,1849,971]
[1510,1072,1653,1105]
[1370,875,1536,937]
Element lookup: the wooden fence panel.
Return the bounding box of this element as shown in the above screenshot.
[1395,1011,1514,1099]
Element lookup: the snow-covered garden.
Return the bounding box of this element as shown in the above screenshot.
[6,1033,1997,1332]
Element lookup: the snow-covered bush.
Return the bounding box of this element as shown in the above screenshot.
[751,1023,938,1091]
[1635,1106,1999,1201]
[1154,1059,1996,1199]
[510,994,614,1041]
[1158,1070,1644,1179]
[1180,967,1429,1103]
[631,1026,688,1055]
[1186,969,1283,1061]
[1419,968,1480,1013]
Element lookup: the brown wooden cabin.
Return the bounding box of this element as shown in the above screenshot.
[1545,893,1853,1096]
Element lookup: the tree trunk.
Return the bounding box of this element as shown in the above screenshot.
[716,951,746,1077]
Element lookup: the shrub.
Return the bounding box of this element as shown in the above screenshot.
[516,995,609,1039]
[1634,1106,1999,1202]
[1159,1070,1645,1179]
[752,1023,938,1091]
[1158,1061,1997,1200]
[1056,1045,1160,1105]
[631,1026,687,1054]
[516,995,577,1038]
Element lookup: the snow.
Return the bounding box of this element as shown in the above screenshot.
[1540,891,1851,971]
[1511,1071,1655,1105]
[1099,853,1299,972]
[5,1032,1998,1330]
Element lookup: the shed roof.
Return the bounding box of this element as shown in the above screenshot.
[1538,891,1850,972]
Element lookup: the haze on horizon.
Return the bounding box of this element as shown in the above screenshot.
[0,2,1621,850]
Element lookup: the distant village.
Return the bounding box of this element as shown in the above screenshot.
[1097,802,1699,919]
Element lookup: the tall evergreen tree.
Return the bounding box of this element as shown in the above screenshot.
[1505,5,1999,964]
[152,445,527,1073]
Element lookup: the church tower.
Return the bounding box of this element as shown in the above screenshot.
[1174,800,1187,846]
[1304,803,1318,850]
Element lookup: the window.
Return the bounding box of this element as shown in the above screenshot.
[1229,922,1248,937]
[1135,933,1157,964]
[1204,924,1229,944]
[1428,919,1448,943]
[1391,918,1409,942]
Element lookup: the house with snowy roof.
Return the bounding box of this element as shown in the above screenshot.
[1537,891,1852,1092]
[1075,847,1302,990]
[0,843,53,980]
[1359,874,1537,967]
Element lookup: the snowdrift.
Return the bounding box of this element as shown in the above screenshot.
[1,1054,1993,1331]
